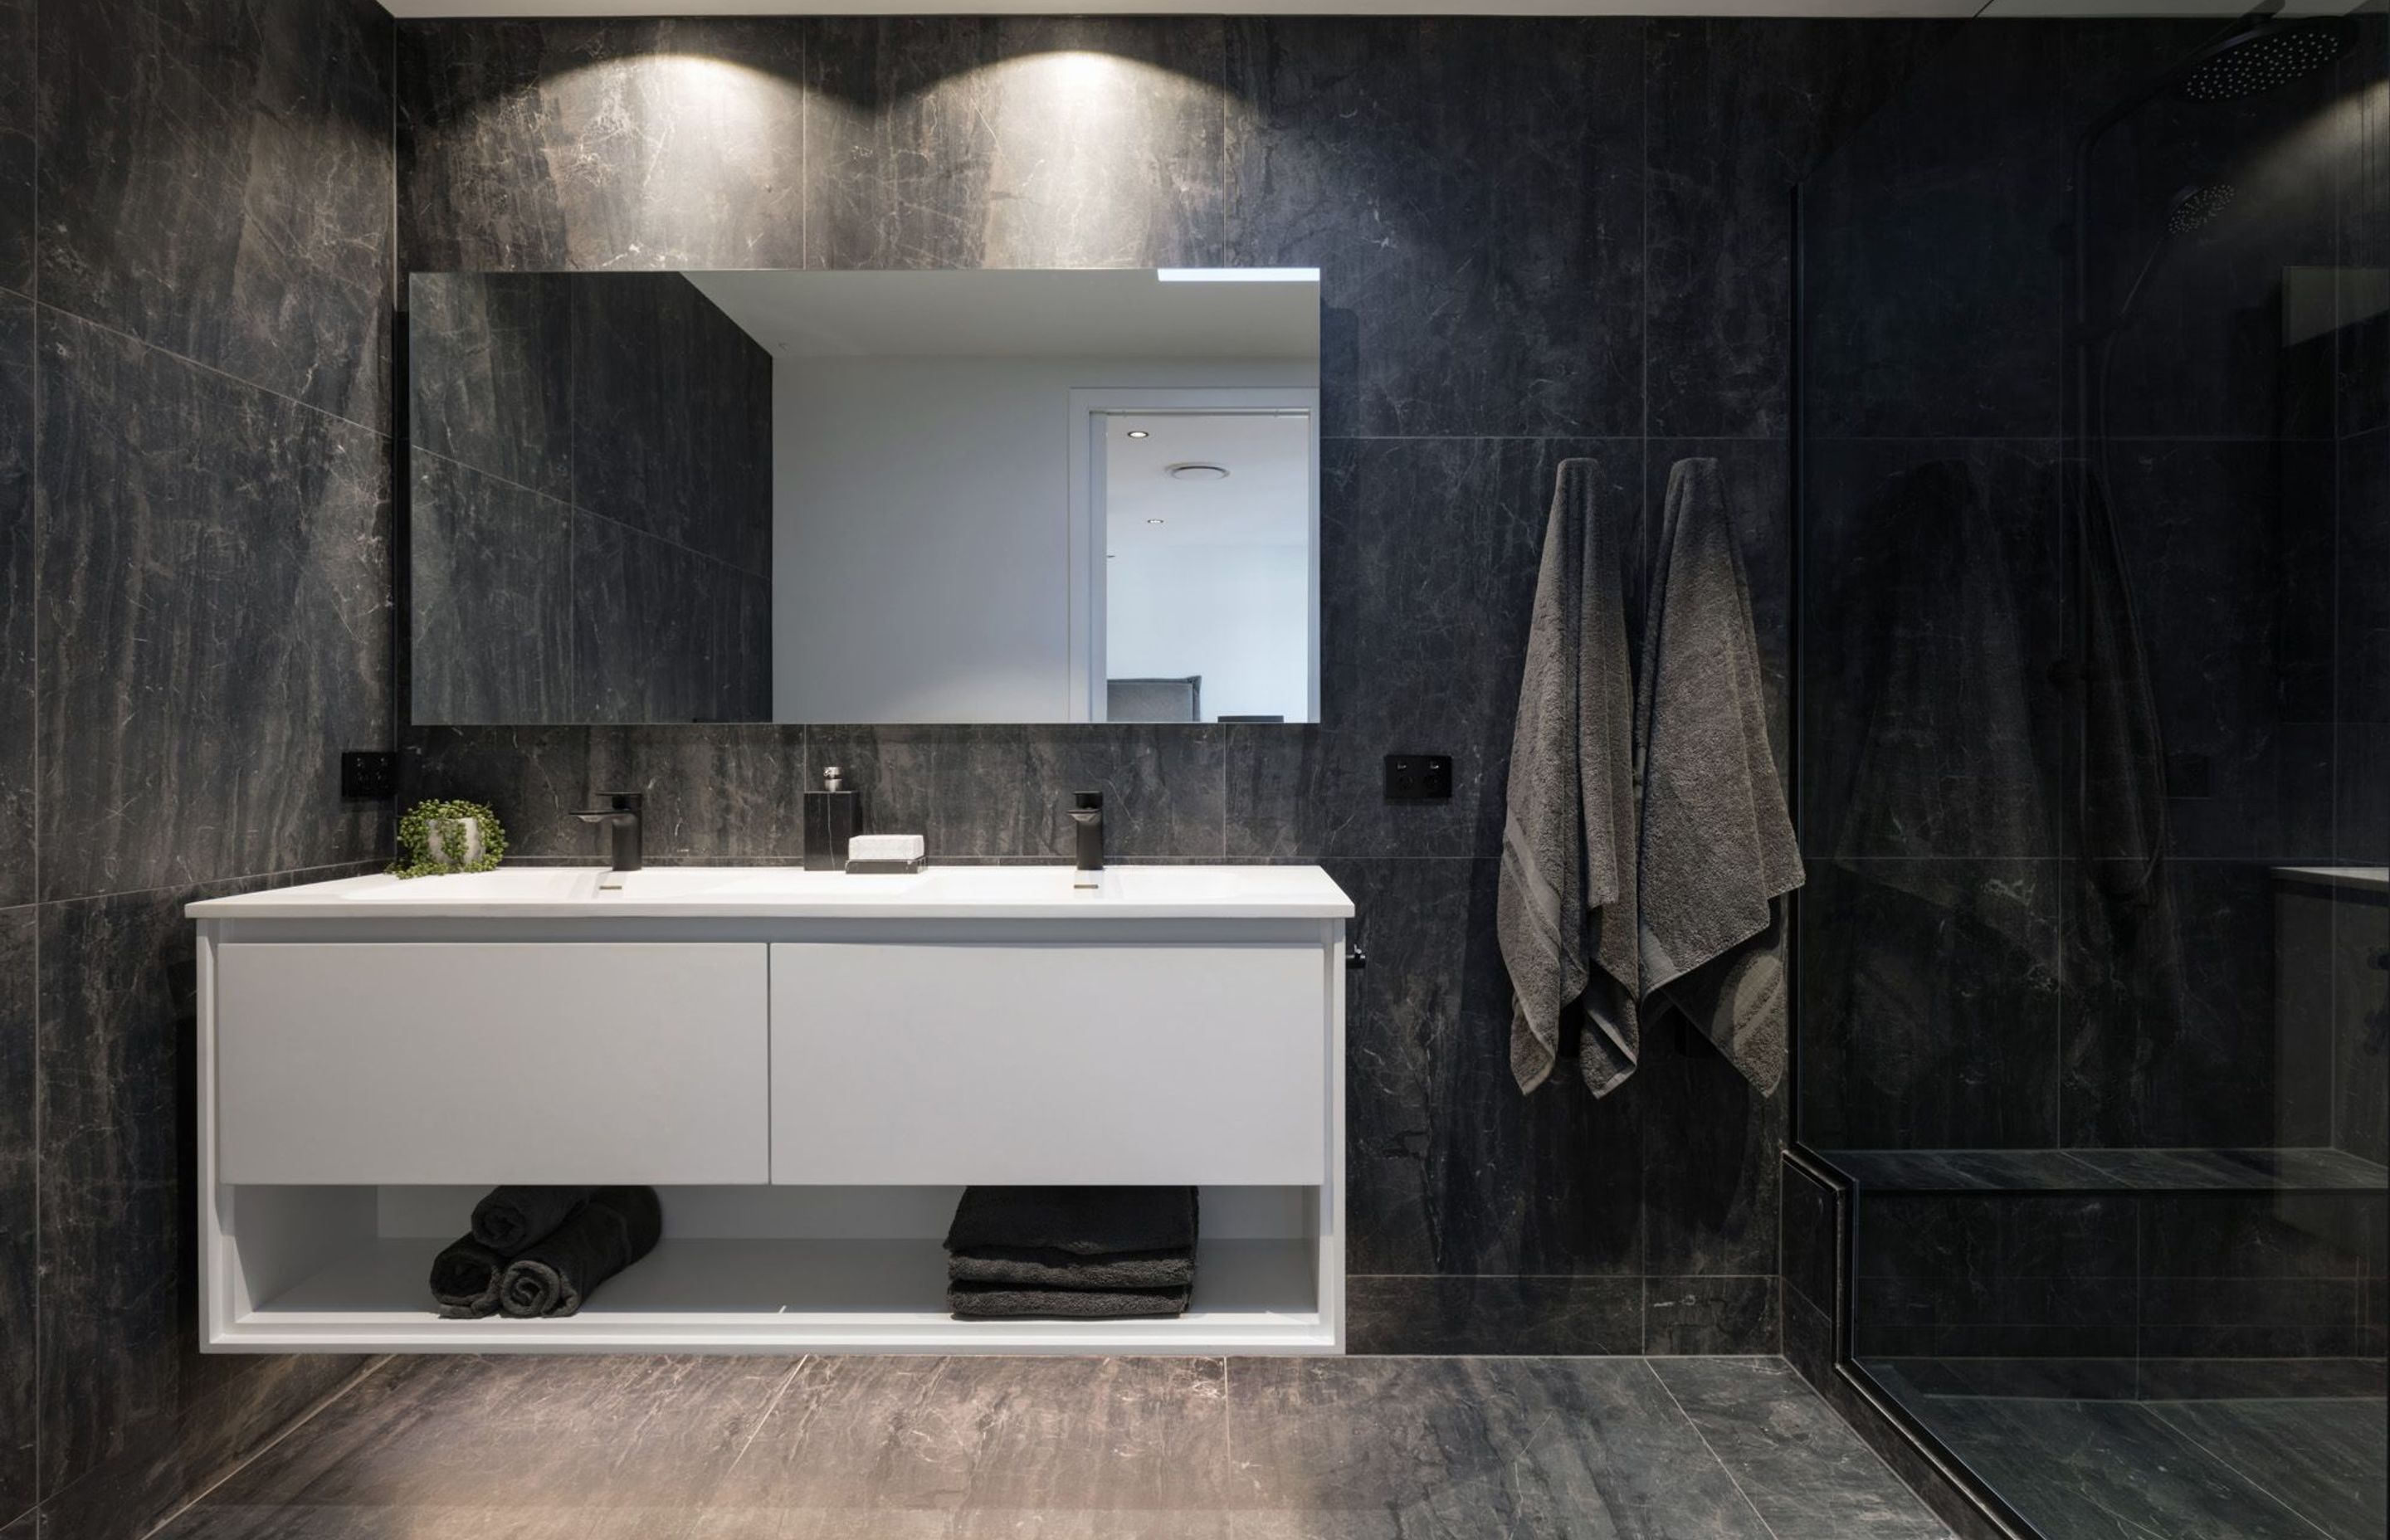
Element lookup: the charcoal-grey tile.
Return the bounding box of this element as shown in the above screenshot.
[1227,1357,1770,1539]
[710,1355,1231,1525]
[37,311,391,904]
[1782,1284,1835,1396]
[1781,1159,1838,1312]
[568,272,772,575]
[1328,857,1643,1281]
[1641,1016,1784,1279]
[2134,1356,2387,1401]
[407,271,573,500]
[397,725,593,860]
[1344,1275,1643,1356]
[1228,440,1635,862]
[0,908,29,1525]
[1224,17,1644,440]
[803,724,1036,862]
[397,18,807,273]
[411,452,574,726]
[0,290,29,910]
[1643,1276,1778,1356]
[1649,1357,1952,1540]
[0,0,27,297]
[807,16,1227,272]
[571,514,729,725]
[1020,725,1226,863]
[37,0,394,427]
[2333,889,2390,1167]
[1644,19,1952,440]
[586,725,808,863]
[2149,1397,2387,1540]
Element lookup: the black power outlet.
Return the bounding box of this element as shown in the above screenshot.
[1383,753,1453,801]
[341,750,398,800]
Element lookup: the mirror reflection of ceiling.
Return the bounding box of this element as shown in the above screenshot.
[687,270,1319,362]
[1106,413,1311,553]
[387,2,2374,23]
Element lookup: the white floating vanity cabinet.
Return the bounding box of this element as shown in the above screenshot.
[189,865,1351,1355]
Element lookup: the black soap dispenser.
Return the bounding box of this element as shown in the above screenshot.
[804,765,858,871]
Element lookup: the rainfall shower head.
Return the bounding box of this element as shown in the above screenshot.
[2174,16,2356,105]
[2165,182,2237,235]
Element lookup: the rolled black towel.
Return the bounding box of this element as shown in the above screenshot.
[947,1280,1193,1319]
[496,1185,663,1318]
[949,1245,1195,1290]
[470,1185,593,1254]
[944,1187,1197,1258]
[427,1235,507,1319]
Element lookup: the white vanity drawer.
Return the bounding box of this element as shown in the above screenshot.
[215,943,769,1184]
[768,940,1329,1185]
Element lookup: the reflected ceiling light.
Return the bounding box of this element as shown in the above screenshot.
[1155,267,1320,283]
[1167,463,1230,481]
[1125,429,1150,439]
[1145,518,1167,525]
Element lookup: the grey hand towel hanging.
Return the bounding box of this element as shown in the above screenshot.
[1636,457,1804,1094]
[1498,458,1641,1098]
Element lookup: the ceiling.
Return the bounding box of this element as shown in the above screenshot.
[380,2,2365,23]
[686,269,1320,362]
[1105,412,1311,553]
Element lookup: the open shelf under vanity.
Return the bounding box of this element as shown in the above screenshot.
[208,1184,1338,1354]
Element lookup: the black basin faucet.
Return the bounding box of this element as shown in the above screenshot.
[1071,791,1104,888]
[575,792,644,886]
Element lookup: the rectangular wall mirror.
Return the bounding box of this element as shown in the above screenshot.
[405,267,1322,726]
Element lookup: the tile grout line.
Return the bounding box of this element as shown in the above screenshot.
[1641,1359,1788,1540]
[32,300,388,445]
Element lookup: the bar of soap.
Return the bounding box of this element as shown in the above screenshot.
[848,833,925,862]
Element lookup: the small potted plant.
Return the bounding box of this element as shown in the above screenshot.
[392,798,509,879]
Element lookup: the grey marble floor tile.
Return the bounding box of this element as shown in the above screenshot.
[1650,1357,1950,1540]
[1226,1357,1772,1539]
[2149,1397,2388,1540]
[709,1355,1233,1535]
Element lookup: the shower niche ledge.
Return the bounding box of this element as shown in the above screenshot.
[187,866,1351,1354]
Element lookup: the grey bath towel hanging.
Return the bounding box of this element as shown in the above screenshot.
[1635,457,1803,1095]
[1499,458,1641,1097]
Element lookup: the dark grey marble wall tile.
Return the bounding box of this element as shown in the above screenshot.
[1229,1357,1769,1537]
[37,312,391,902]
[571,514,729,725]
[586,724,807,862]
[1852,1193,2138,1362]
[2097,439,2337,860]
[37,0,394,428]
[407,271,572,500]
[1331,857,1644,1280]
[718,571,773,724]
[1642,999,1784,1281]
[808,16,1226,272]
[1646,19,1949,439]
[1345,1274,1642,1356]
[807,724,1225,862]
[569,272,771,576]
[0,909,30,1527]
[2061,860,2287,1149]
[2275,883,2342,1150]
[2339,431,2389,866]
[398,18,807,272]
[397,725,592,859]
[1650,1357,1952,1540]
[1802,23,2066,439]
[1229,439,1634,862]
[1644,1275,1777,1355]
[2337,18,2389,441]
[1798,856,2062,1151]
[0,0,29,296]
[1783,1159,1839,1313]
[2332,889,2388,1165]
[411,452,573,725]
[1800,437,2064,861]
[1225,17,1643,439]
[1783,1282,1835,1393]
[0,292,30,911]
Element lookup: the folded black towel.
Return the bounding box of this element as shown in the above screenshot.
[496,1186,663,1318]
[427,1235,507,1318]
[947,1280,1193,1319]
[949,1244,1195,1289]
[471,1185,593,1254]
[944,1187,1197,1258]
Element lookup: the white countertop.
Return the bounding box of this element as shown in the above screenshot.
[186,864,1354,920]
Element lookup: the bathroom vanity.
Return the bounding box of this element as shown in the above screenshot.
[189,865,1350,1354]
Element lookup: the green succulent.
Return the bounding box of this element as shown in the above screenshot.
[392,798,509,879]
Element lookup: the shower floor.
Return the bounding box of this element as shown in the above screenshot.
[1867,1358,2387,1540]
[144,1354,1955,1539]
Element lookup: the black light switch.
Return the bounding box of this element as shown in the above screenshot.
[1384,753,1453,800]
[341,750,398,799]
